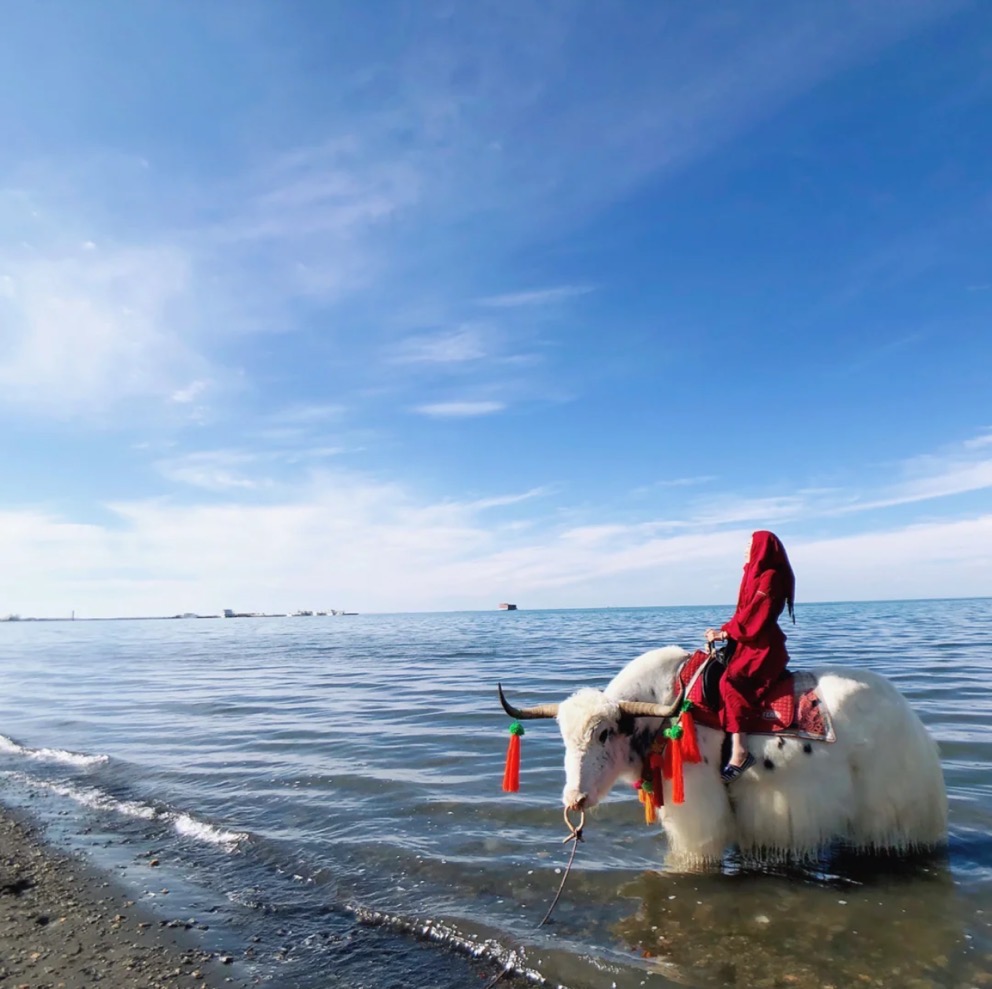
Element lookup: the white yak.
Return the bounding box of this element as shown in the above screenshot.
[499,646,947,869]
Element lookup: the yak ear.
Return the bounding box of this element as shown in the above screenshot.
[618,711,636,736]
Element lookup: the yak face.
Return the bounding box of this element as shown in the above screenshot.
[557,689,640,811]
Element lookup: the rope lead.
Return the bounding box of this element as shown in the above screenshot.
[536,808,585,928]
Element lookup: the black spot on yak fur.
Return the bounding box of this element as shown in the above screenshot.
[763,758,775,770]
[777,737,786,748]
[631,726,655,758]
[803,742,813,754]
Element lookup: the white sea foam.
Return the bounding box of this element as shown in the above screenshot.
[172,812,246,847]
[350,906,549,984]
[6,772,245,848]
[0,734,109,767]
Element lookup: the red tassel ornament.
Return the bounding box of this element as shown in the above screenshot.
[641,699,701,818]
[669,737,684,804]
[663,724,685,804]
[679,702,702,765]
[502,721,524,792]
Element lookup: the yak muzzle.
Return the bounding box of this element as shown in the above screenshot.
[564,790,588,812]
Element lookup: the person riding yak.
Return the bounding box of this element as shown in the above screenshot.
[705,530,796,784]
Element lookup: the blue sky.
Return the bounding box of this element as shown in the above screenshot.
[1,0,990,617]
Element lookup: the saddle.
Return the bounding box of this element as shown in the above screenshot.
[679,649,835,741]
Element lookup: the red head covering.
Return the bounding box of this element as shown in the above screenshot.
[737,530,796,623]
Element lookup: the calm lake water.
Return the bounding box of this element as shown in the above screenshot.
[1,600,990,989]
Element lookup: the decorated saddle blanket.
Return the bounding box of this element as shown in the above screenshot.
[679,649,836,742]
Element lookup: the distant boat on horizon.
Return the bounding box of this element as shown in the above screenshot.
[498,603,518,611]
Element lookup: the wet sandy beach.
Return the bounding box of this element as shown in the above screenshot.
[0,803,247,989]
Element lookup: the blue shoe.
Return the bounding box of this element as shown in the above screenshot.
[720,752,755,784]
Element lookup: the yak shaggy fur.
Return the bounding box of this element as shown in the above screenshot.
[556,646,948,870]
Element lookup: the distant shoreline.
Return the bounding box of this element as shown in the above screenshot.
[0,612,359,623]
[2,595,989,624]
[1,615,225,623]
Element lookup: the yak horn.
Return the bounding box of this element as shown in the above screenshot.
[497,683,559,720]
[617,690,684,719]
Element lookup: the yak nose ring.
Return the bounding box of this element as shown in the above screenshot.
[563,806,585,842]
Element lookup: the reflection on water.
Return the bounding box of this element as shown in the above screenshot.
[613,856,987,989]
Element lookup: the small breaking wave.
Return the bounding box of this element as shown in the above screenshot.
[172,811,246,846]
[0,733,109,768]
[350,906,554,986]
[4,772,246,848]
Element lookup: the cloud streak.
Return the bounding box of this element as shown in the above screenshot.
[478,286,594,308]
[389,326,491,365]
[155,451,264,492]
[412,401,506,418]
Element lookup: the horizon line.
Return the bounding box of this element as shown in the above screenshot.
[3,594,989,623]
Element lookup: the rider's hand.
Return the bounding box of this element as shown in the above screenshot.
[705,628,726,644]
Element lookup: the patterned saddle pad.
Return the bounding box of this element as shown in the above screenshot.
[679,649,836,742]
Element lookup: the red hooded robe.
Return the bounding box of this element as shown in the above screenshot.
[719,530,795,734]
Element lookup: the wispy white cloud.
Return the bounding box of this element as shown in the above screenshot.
[220,141,421,245]
[835,462,992,514]
[478,286,593,308]
[827,434,992,514]
[461,487,551,511]
[658,476,719,488]
[200,138,423,307]
[664,432,992,526]
[0,239,200,418]
[390,325,491,364]
[833,331,928,376]
[281,446,346,463]
[171,380,210,404]
[631,476,718,498]
[243,405,354,457]
[963,431,992,450]
[155,450,263,492]
[156,439,351,490]
[268,403,346,424]
[412,400,506,418]
[688,495,808,528]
